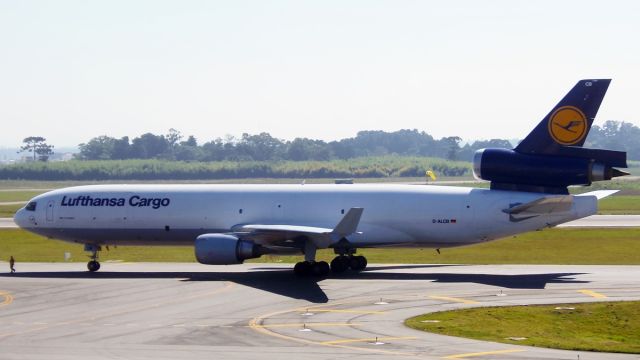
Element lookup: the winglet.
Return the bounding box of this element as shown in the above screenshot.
[332,207,364,237]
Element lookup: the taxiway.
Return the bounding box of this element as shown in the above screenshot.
[0,263,638,360]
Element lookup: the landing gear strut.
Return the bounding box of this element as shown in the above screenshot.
[294,238,330,277]
[84,244,101,272]
[330,243,367,273]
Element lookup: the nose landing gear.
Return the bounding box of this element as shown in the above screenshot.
[84,244,101,272]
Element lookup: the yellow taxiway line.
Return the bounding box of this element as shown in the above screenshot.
[321,336,417,345]
[429,295,479,304]
[249,301,415,356]
[0,291,14,307]
[0,282,234,339]
[443,349,526,358]
[578,289,608,299]
[305,309,386,315]
[252,322,360,328]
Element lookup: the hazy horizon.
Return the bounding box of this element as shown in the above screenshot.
[2,1,639,147]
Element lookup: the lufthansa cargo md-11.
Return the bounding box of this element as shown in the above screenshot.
[14,80,628,276]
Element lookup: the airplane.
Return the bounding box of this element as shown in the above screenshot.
[13,79,628,276]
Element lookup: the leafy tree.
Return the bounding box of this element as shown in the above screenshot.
[236,132,284,161]
[458,139,513,161]
[181,135,198,147]
[286,138,332,161]
[587,120,640,159]
[78,136,116,160]
[130,133,169,159]
[442,136,462,161]
[111,136,132,160]
[19,136,54,162]
[166,128,183,148]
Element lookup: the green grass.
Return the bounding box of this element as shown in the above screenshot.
[1,228,639,264]
[0,204,22,218]
[0,229,195,263]
[406,301,640,354]
[598,195,640,214]
[0,190,44,202]
[580,178,640,195]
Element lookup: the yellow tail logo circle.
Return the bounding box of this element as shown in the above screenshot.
[548,106,587,145]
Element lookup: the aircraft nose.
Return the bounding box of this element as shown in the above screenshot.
[13,208,33,229]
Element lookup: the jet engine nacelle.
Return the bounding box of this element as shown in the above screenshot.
[473,148,620,191]
[195,234,262,265]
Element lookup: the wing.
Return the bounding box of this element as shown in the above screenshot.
[231,207,364,249]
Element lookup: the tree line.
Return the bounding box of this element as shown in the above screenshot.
[75,128,511,162]
[74,121,640,163]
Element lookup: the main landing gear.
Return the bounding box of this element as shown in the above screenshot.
[85,244,101,272]
[329,255,367,273]
[293,255,368,276]
[293,239,367,276]
[293,260,330,276]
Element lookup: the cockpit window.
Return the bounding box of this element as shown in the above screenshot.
[25,201,37,211]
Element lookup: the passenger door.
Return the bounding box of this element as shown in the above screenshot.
[46,200,54,222]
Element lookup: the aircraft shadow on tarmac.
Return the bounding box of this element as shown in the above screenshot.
[0,265,588,304]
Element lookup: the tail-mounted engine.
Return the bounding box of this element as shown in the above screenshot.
[473,148,628,194]
[472,79,629,194]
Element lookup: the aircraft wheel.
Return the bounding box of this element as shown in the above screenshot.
[294,261,311,276]
[87,260,101,272]
[330,256,349,273]
[356,255,367,270]
[313,261,330,276]
[349,256,367,271]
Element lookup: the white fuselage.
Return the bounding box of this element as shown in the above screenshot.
[14,184,597,249]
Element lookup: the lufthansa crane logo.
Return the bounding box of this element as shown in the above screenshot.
[548,106,588,145]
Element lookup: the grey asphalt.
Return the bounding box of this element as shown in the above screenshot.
[557,215,640,228]
[0,218,15,228]
[2,214,640,229]
[0,263,638,360]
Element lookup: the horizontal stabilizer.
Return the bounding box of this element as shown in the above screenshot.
[503,195,573,221]
[576,190,619,200]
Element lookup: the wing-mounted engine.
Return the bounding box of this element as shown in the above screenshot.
[472,79,629,194]
[195,234,264,265]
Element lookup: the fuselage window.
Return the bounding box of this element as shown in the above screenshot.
[25,201,37,211]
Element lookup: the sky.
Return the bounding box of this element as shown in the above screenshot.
[1,0,639,148]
